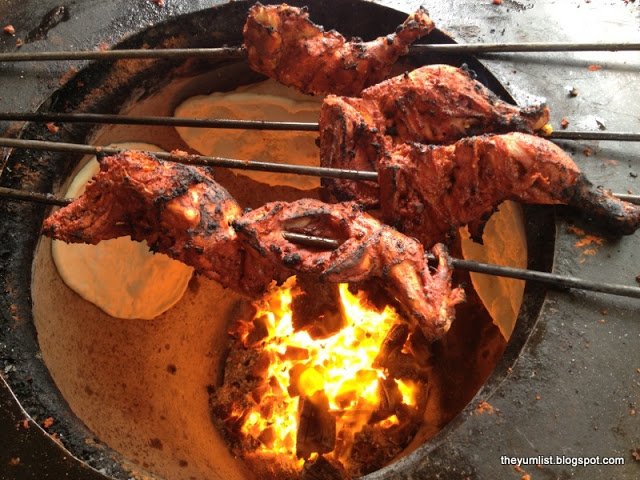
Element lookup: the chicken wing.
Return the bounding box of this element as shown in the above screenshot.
[320,64,550,204]
[378,132,640,246]
[233,199,465,341]
[42,150,289,296]
[243,3,434,96]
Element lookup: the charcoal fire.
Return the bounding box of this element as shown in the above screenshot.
[210,277,431,479]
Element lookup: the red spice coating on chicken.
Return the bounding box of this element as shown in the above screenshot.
[319,94,385,204]
[361,64,550,143]
[41,150,289,296]
[320,64,550,204]
[42,153,465,340]
[378,132,640,246]
[233,199,464,340]
[243,3,434,96]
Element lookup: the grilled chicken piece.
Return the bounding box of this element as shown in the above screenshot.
[319,94,384,204]
[243,3,434,96]
[41,151,289,296]
[320,64,550,204]
[362,65,550,143]
[378,132,640,246]
[233,199,465,341]
[42,152,464,338]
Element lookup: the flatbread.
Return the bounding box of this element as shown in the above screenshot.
[175,79,322,190]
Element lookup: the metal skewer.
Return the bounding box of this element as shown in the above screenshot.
[1,185,638,209]
[1,43,639,63]
[410,42,640,54]
[0,187,636,299]
[0,187,70,207]
[0,112,319,132]
[0,138,638,204]
[281,232,640,300]
[0,47,246,62]
[0,138,374,181]
[1,112,639,142]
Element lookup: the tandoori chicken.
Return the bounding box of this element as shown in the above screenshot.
[377,132,640,246]
[320,64,550,204]
[41,150,290,296]
[243,3,435,96]
[233,199,464,341]
[317,71,639,243]
[42,152,463,341]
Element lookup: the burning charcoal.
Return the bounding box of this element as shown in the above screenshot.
[369,377,403,423]
[407,329,435,367]
[287,363,307,397]
[250,382,269,404]
[247,351,270,380]
[212,278,432,478]
[292,278,345,338]
[372,323,431,381]
[301,455,350,480]
[279,345,309,361]
[298,368,326,398]
[349,418,421,476]
[334,370,378,409]
[349,425,401,475]
[393,400,426,428]
[258,426,276,448]
[385,353,431,382]
[209,385,251,440]
[245,314,270,347]
[372,323,409,369]
[269,375,284,396]
[297,391,336,459]
[218,347,263,390]
[259,395,278,419]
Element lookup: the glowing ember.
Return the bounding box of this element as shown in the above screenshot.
[212,277,430,478]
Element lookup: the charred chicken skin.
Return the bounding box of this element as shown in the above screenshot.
[233,199,464,341]
[317,66,639,242]
[243,3,434,96]
[42,153,463,340]
[41,151,290,296]
[320,92,386,204]
[377,132,640,246]
[362,64,550,143]
[320,64,550,204]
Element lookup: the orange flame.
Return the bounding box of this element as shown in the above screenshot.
[237,277,419,465]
